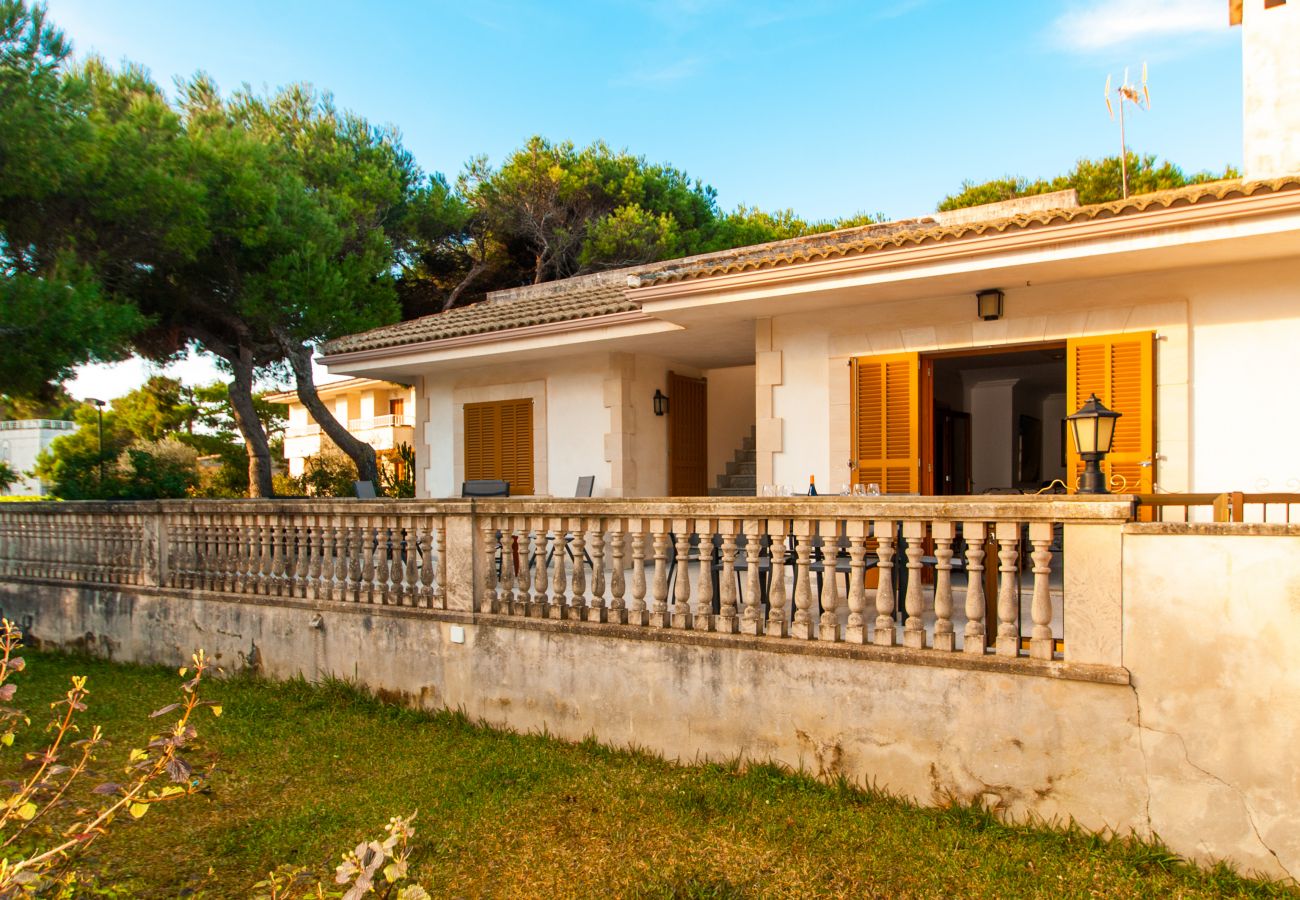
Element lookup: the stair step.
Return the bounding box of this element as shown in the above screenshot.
[709,486,757,497]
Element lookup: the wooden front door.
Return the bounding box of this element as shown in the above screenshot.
[668,371,708,496]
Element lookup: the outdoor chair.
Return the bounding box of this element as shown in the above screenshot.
[462,479,510,498]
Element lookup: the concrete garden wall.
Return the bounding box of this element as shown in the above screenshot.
[0,522,1296,882]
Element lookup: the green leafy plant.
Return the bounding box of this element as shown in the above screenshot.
[0,622,216,895]
[251,813,428,900]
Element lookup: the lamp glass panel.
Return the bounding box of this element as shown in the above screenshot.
[1071,415,1097,454]
[1096,414,1117,453]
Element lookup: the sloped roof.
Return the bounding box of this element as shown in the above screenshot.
[630,178,1300,287]
[323,177,1300,357]
[325,272,640,355]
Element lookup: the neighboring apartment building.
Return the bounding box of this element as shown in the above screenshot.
[266,378,416,478]
[0,419,76,496]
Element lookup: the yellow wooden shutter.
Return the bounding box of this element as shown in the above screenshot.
[1066,332,1154,493]
[464,403,493,482]
[852,352,919,494]
[498,399,534,495]
[463,399,534,493]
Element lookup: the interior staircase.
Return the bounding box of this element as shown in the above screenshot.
[710,426,756,496]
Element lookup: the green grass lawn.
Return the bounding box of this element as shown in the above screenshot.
[4,650,1294,899]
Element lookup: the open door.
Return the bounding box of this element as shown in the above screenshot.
[851,352,920,493]
[668,371,708,496]
[1066,332,1155,493]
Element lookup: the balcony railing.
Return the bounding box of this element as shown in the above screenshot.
[0,419,76,431]
[284,416,415,439]
[0,496,1135,668]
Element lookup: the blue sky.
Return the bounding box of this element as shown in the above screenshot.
[53,0,1242,397]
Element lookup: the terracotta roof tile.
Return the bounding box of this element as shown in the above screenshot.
[630,177,1300,286]
[324,272,640,355]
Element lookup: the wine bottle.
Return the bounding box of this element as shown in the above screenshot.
[808,475,817,496]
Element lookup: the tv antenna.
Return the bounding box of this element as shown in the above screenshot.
[1105,64,1150,199]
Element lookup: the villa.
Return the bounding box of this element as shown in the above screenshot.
[3,0,1299,883]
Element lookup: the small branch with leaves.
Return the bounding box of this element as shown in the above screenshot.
[0,621,219,896]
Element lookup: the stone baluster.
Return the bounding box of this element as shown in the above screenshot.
[671,521,695,629]
[845,522,868,643]
[693,520,716,632]
[932,522,956,651]
[214,520,230,592]
[819,520,842,642]
[498,522,517,614]
[586,522,607,623]
[432,523,447,610]
[1029,522,1055,660]
[415,528,433,607]
[364,519,381,604]
[873,520,898,646]
[568,524,588,620]
[398,524,414,607]
[325,524,341,601]
[388,522,403,605]
[510,524,529,616]
[962,522,987,654]
[791,521,815,640]
[995,521,1021,657]
[529,523,549,618]
[628,524,648,626]
[608,525,628,625]
[715,521,739,634]
[740,521,763,636]
[548,520,568,620]
[259,518,276,596]
[278,522,294,597]
[347,524,365,602]
[306,523,323,600]
[766,519,790,637]
[375,523,392,605]
[480,520,500,613]
[296,524,312,599]
[230,519,247,594]
[648,520,670,628]
[903,521,927,649]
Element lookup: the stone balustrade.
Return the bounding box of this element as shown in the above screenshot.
[0,496,1133,667]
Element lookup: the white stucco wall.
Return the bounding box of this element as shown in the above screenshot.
[421,354,608,499]
[764,256,1300,497]
[704,365,756,489]
[1242,0,1300,180]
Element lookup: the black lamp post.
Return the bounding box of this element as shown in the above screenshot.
[1067,393,1121,494]
[87,398,106,487]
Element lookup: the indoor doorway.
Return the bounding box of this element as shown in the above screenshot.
[925,345,1068,495]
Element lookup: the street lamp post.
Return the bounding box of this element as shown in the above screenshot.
[87,398,106,488]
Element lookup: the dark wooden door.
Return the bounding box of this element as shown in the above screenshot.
[934,408,971,495]
[668,371,708,496]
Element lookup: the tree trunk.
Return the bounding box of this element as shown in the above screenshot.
[227,343,275,498]
[281,337,380,488]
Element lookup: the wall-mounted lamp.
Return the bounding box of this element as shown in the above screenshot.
[976,288,1004,321]
[1068,393,1122,494]
[653,389,669,416]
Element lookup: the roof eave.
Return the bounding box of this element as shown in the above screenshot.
[627,188,1300,304]
[319,309,662,367]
